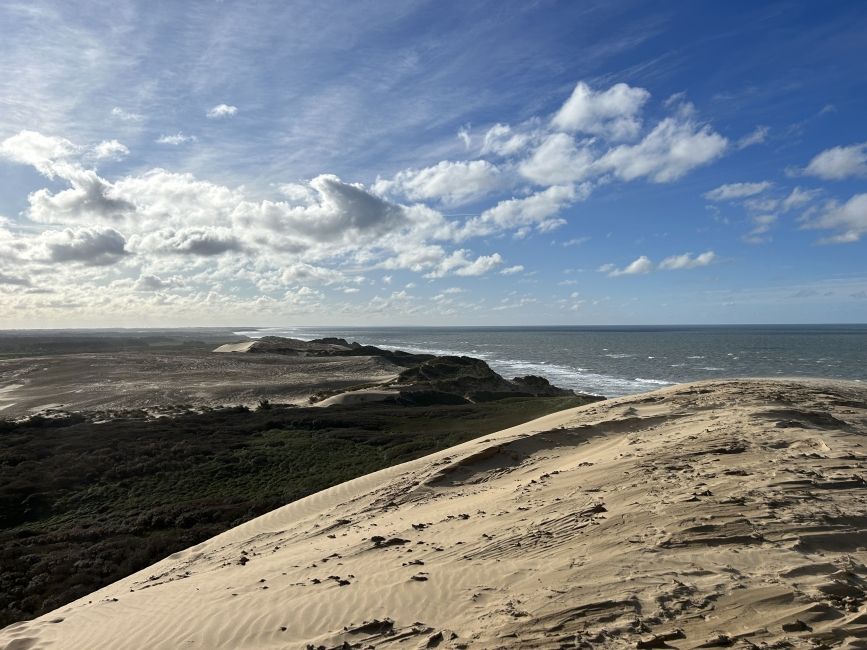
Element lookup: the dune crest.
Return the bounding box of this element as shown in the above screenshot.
[3,379,867,649]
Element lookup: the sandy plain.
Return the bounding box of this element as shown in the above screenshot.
[0,341,401,417]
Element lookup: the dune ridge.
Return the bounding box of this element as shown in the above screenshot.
[3,378,867,649]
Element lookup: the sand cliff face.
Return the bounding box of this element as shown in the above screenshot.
[3,379,867,649]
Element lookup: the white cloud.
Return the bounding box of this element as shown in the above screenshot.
[425,250,503,278]
[805,193,867,243]
[551,81,650,140]
[518,132,594,185]
[804,143,867,180]
[599,252,714,276]
[459,184,585,239]
[0,77,740,324]
[92,139,129,160]
[602,255,653,277]
[374,160,501,206]
[658,250,716,270]
[0,130,78,176]
[780,186,819,212]
[207,103,238,119]
[737,126,769,149]
[156,132,197,145]
[481,123,531,156]
[597,113,728,183]
[134,274,181,291]
[704,181,771,201]
[457,125,471,149]
[279,262,347,286]
[29,166,134,224]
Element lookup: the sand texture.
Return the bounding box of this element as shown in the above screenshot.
[3,379,867,649]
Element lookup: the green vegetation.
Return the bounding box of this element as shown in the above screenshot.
[0,395,596,627]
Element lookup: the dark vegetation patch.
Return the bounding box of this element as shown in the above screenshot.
[0,395,594,627]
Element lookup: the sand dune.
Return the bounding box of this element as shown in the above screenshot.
[3,379,867,649]
[0,352,400,416]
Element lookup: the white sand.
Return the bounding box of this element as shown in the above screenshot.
[313,388,401,407]
[3,378,867,649]
[213,342,258,353]
[0,383,22,412]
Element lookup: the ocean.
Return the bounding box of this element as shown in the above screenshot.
[234,325,867,397]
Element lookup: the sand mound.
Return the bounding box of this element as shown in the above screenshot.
[3,379,867,649]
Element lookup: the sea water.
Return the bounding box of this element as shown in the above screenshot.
[234,325,867,397]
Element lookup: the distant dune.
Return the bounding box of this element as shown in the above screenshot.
[0,349,402,417]
[3,379,867,649]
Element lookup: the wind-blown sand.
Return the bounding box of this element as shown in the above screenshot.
[3,378,867,649]
[0,352,400,416]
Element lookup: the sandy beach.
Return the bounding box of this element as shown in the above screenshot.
[3,378,866,649]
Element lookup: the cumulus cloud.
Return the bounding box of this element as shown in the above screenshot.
[804,193,867,243]
[481,123,531,156]
[40,227,129,266]
[658,250,716,270]
[156,132,197,145]
[804,143,867,180]
[551,81,650,140]
[0,130,78,176]
[264,174,409,243]
[518,133,594,185]
[279,262,348,285]
[459,184,585,239]
[137,227,243,256]
[425,250,503,278]
[500,264,524,275]
[597,112,728,183]
[704,181,771,201]
[91,140,130,161]
[374,160,501,206]
[601,251,716,276]
[207,103,238,118]
[28,166,134,223]
[134,274,179,291]
[601,256,652,277]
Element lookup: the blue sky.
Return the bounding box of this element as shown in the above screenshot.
[1,0,866,327]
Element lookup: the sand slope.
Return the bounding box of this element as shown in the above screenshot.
[3,379,867,649]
